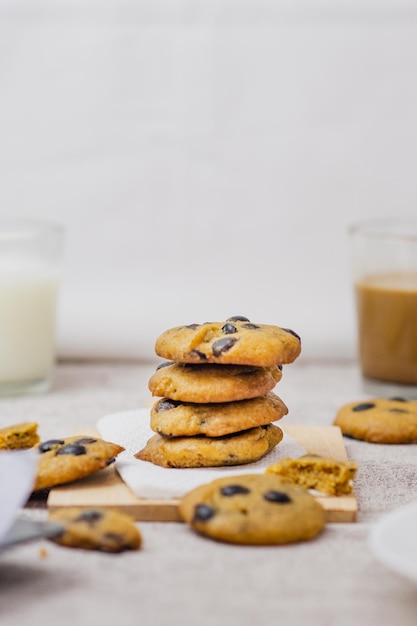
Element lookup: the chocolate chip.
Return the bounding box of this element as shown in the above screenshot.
[226,316,250,322]
[38,439,65,453]
[156,399,181,412]
[212,337,237,356]
[278,365,283,371]
[156,361,174,370]
[352,403,375,412]
[189,350,208,360]
[220,484,251,496]
[74,437,97,445]
[388,408,409,414]
[221,323,237,334]
[282,328,301,341]
[264,490,292,504]
[76,510,103,524]
[102,532,124,550]
[185,323,199,330]
[56,443,87,456]
[106,457,116,465]
[242,323,260,329]
[193,504,216,522]
[389,397,408,402]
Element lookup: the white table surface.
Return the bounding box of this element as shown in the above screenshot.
[1,359,417,626]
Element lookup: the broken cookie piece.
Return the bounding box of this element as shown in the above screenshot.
[265,455,358,496]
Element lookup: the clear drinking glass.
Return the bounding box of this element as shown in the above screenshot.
[349,217,417,398]
[0,218,65,396]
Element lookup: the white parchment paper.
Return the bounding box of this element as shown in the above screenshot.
[97,409,306,499]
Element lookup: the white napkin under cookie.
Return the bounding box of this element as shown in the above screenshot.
[97,409,306,499]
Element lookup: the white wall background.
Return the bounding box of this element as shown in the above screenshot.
[1,0,416,362]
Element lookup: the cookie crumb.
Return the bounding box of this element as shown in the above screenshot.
[38,547,48,558]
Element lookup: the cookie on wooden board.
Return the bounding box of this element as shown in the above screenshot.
[34,435,124,491]
[135,424,283,469]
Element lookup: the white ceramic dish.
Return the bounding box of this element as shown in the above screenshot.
[369,502,417,582]
[0,518,62,551]
[0,449,37,540]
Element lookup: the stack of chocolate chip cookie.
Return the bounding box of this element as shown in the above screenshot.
[135,316,301,468]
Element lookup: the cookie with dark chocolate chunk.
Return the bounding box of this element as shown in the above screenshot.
[34,436,124,491]
[150,392,288,438]
[149,362,282,403]
[135,423,283,468]
[334,397,417,443]
[48,507,141,552]
[179,474,325,544]
[154,317,301,367]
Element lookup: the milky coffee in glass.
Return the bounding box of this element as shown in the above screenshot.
[350,218,417,394]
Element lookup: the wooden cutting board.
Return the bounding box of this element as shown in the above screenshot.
[47,424,358,523]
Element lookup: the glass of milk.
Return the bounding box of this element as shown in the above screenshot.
[0,218,64,395]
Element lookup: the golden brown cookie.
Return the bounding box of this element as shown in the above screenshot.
[48,507,141,552]
[34,436,124,491]
[333,397,417,444]
[150,392,288,438]
[265,455,358,495]
[149,361,283,403]
[135,423,283,468]
[0,422,40,449]
[154,316,301,367]
[179,473,326,545]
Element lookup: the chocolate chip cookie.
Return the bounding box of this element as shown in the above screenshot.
[179,473,326,544]
[48,507,141,552]
[150,392,288,438]
[135,423,283,468]
[149,362,283,403]
[0,421,40,449]
[266,455,358,495]
[154,316,301,366]
[333,397,417,444]
[34,436,124,491]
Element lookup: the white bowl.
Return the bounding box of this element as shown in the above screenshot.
[369,502,417,583]
[0,449,37,541]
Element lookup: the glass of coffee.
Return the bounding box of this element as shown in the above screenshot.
[350,217,417,398]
